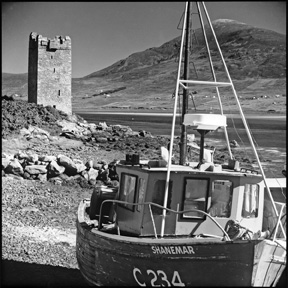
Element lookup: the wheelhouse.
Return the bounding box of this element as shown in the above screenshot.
[115,161,267,238]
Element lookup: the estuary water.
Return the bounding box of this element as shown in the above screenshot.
[78,112,286,149]
[78,112,286,178]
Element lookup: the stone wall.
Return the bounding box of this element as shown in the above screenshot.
[28,32,72,115]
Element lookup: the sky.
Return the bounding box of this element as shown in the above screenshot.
[2,2,286,78]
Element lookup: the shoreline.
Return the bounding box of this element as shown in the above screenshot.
[73,108,286,117]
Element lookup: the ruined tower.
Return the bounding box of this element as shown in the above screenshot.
[28,32,72,114]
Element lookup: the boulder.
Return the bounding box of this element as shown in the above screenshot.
[27,125,50,138]
[81,170,89,181]
[95,137,108,143]
[37,173,47,182]
[57,119,85,139]
[73,158,84,165]
[57,154,77,176]
[112,124,133,134]
[23,171,32,180]
[85,160,94,169]
[97,169,109,182]
[88,168,98,184]
[71,159,87,173]
[98,122,108,130]
[88,123,97,132]
[82,130,92,137]
[25,164,47,175]
[2,152,14,160]
[58,173,70,181]
[27,153,39,163]
[5,174,24,181]
[139,130,152,137]
[76,163,87,173]
[47,160,65,178]
[2,158,11,170]
[4,159,24,176]
[38,155,57,162]
[15,151,29,160]
[93,163,103,170]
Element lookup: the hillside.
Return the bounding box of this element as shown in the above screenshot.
[2,19,286,113]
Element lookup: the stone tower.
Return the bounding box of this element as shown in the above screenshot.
[28,32,72,115]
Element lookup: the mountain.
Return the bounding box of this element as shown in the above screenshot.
[2,73,28,96]
[2,19,286,113]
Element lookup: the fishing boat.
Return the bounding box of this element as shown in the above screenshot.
[76,2,286,286]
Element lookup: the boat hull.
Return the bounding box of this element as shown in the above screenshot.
[76,192,286,287]
[76,220,258,286]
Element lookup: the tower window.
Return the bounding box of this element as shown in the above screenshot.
[51,55,53,59]
[58,90,61,96]
[53,68,56,73]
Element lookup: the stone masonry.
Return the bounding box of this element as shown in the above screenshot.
[28,32,72,115]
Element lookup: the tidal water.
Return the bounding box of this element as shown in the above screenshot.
[78,113,286,149]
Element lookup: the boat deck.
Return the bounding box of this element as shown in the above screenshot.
[118,161,262,178]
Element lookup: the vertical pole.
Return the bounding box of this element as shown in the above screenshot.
[179,1,191,165]
[199,130,205,164]
[160,2,188,238]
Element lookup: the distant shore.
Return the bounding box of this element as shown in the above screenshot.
[73,108,286,117]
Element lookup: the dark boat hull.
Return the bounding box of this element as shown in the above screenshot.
[77,221,257,286]
[76,200,285,287]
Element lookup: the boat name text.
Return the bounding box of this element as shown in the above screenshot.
[151,245,195,255]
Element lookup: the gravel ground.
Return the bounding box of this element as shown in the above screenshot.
[2,176,89,268]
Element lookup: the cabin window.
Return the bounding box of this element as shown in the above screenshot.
[137,178,146,212]
[182,178,209,219]
[209,180,233,217]
[151,180,172,215]
[119,173,137,211]
[242,184,259,218]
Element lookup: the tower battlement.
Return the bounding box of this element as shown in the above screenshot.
[30,32,71,50]
[28,32,72,115]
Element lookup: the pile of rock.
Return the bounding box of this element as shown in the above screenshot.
[57,118,153,143]
[2,151,119,188]
[2,98,72,138]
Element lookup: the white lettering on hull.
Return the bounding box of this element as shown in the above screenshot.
[151,245,195,255]
[133,268,185,286]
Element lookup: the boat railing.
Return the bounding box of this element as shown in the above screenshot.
[271,201,287,242]
[98,199,231,241]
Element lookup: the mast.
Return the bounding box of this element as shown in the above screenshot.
[179,1,191,165]
[160,2,189,238]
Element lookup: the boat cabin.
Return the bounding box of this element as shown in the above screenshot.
[112,113,276,238]
[115,161,266,238]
